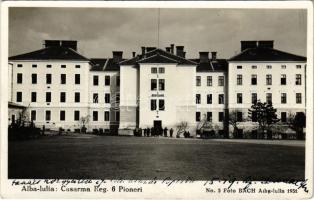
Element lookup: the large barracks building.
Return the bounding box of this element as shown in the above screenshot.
[8,40,306,136]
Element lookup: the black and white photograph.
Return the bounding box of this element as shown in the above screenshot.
[1,1,313,199]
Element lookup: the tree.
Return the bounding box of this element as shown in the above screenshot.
[227,110,243,139]
[79,115,90,133]
[288,112,306,140]
[196,114,214,138]
[248,101,280,139]
[176,121,188,138]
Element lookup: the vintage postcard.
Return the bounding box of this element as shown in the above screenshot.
[0,1,313,199]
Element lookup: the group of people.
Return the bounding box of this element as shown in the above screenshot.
[134,127,174,137]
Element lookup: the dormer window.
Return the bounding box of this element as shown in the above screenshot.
[237,65,242,69]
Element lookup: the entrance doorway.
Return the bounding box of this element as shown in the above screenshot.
[153,120,162,129]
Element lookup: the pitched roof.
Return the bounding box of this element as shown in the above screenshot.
[229,47,306,62]
[190,59,228,72]
[90,58,125,71]
[120,48,197,66]
[9,46,90,61]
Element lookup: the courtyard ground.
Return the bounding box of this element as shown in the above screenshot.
[8,134,305,181]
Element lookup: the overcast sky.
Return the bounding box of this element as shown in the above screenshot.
[9,8,307,59]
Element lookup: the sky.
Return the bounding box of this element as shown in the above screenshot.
[9,8,307,59]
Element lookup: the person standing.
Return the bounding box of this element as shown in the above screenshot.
[164,127,168,137]
[170,128,173,138]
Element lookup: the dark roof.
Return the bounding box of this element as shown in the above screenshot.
[8,102,26,109]
[9,46,89,61]
[229,47,306,61]
[120,48,197,66]
[90,58,125,71]
[190,59,228,72]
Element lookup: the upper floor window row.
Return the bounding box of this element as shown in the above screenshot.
[93,75,112,86]
[238,64,303,70]
[196,76,224,87]
[151,67,165,74]
[235,74,302,86]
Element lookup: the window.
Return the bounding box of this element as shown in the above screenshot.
[45,110,51,121]
[151,67,157,74]
[296,65,302,69]
[159,79,165,90]
[104,111,110,121]
[159,99,165,111]
[237,93,243,104]
[32,74,37,84]
[159,67,165,73]
[296,74,302,85]
[207,94,212,104]
[61,74,66,84]
[266,93,272,104]
[46,74,52,84]
[31,92,37,102]
[16,92,22,102]
[207,76,212,86]
[93,93,98,103]
[296,93,302,104]
[218,76,224,86]
[281,74,286,85]
[251,93,257,104]
[219,112,224,122]
[75,65,81,68]
[46,92,51,102]
[105,76,110,86]
[207,112,212,122]
[251,75,257,85]
[116,76,120,86]
[74,111,80,121]
[252,111,257,122]
[196,94,201,104]
[252,65,257,69]
[115,94,120,102]
[196,76,201,86]
[237,65,242,69]
[281,65,286,69]
[75,74,80,84]
[115,112,120,121]
[93,111,98,121]
[218,94,224,104]
[237,75,242,85]
[151,99,157,111]
[32,64,37,68]
[17,73,22,84]
[60,110,65,121]
[31,110,36,121]
[60,92,66,103]
[281,112,287,123]
[75,92,80,103]
[61,65,66,68]
[266,65,272,69]
[151,79,157,90]
[46,64,52,68]
[93,75,99,86]
[281,93,287,104]
[266,74,272,85]
[17,64,22,68]
[237,112,243,122]
[196,112,201,122]
[105,93,110,103]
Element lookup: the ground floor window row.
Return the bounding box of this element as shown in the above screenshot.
[30,110,120,122]
[195,111,290,123]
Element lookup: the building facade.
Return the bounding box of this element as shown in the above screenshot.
[8,40,306,137]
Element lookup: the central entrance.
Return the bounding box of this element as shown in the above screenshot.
[153,120,162,129]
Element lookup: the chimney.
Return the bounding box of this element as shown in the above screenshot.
[170,44,174,54]
[61,40,77,51]
[112,51,123,63]
[176,46,184,57]
[241,41,257,51]
[141,47,146,55]
[132,52,136,57]
[211,52,217,61]
[199,52,209,63]
[146,47,156,52]
[166,47,171,53]
[258,40,274,48]
[44,40,61,48]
